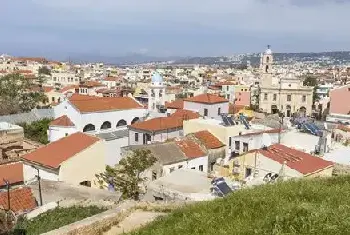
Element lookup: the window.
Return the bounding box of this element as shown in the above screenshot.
[241,89,243,91]
[65,133,68,137]
[210,162,215,171]
[226,86,229,91]
[135,133,139,142]
[245,168,252,178]
[101,121,111,130]
[191,167,195,170]
[302,95,306,102]
[243,142,249,152]
[52,97,55,102]
[218,108,221,115]
[178,165,183,169]
[287,95,291,102]
[199,165,204,172]
[244,89,247,91]
[227,94,230,100]
[170,167,175,173]
[79,181,91,187]
[273,94,277,101]
[235,141,240,150]
[264,93,268,100]
[229,137,232,147]
[152,171,157,181]
[204,108,208,117]
[117,119,127,127]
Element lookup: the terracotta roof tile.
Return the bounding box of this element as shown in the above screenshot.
[60,85,78,93]
[193,131,224,149]
[103,76,121,82]
[257,144,334,175]
[16,69,32,74]
[0,187,37,214]
[165,99,184,109]
[130,116,184,132]
[185,93,228,104]
[0,163,23,187]
[170,109,200,120]
[69,94,142,113]
[50,115,75,127]
[22,132,100,169]
[175,140,205,159]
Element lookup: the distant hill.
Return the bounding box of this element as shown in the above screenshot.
[130,176,350,235]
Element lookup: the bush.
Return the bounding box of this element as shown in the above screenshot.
[14,206,106,235]
[130,176,350,235]
[18,118,52,144]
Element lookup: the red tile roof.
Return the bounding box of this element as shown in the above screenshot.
[69,94,142,113]
[0,70,7,73]
[0,187,37,214]
[0,163,23,187]
[42,86,54,93]
[170,109,200,120]
[257,144,334,175]
[229,104,249,114]
[104,76,120,82]
[50,115,75,127]
[175,140,205,159]
[185,93,228,104]
[130,117,184,132]
[193,131,224,149]
[15,57,47,63]
[60,85,78,93]
[22,132,100,169]
[165,99,184,109]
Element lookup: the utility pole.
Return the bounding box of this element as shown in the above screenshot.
[3,179,10,211]
[32,166,43,206]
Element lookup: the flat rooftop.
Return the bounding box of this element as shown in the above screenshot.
[0,122,23,131]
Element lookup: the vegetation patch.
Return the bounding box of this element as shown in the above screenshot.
[14,206,106,235]
[130,176,350,235]
[18,118,52,144]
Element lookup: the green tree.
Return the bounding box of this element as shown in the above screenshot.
[17,118,52,144]
[303,75,317,86]
[0,73,47,115]
[96,149,157,200]
[38,66,51,76]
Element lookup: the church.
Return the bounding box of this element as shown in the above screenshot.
[258,46,314,117]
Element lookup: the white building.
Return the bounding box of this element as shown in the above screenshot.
[48,94,147,165]
[148,72,166,112]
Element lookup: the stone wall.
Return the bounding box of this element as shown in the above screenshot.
[42,201,190,235]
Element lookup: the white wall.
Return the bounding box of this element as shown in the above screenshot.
[48,126,77,142]
[54,100,146,134]
[23,164,59,183]
[128,129,183,146]
[105,137,129,166]
[162,156,208,176]
[184,101,229,120]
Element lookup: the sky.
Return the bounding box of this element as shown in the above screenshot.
[1,0,350,59]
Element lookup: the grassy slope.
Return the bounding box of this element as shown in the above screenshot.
[131,176,350,235]
[15,206,106,235]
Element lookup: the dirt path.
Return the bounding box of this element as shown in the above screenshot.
[103,211,166,235]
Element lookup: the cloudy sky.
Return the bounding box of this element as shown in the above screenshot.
[1,0,350,59]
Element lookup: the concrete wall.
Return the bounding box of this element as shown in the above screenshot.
[184,101,229,120]
[59,141,106,188]
[162,156,208,175]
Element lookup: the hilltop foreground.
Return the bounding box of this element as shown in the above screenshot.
[131,176,350,235]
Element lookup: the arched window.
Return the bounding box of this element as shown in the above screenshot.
[131,117,140,124]
[83,124,95,132]
[116,119,127,127]
[101,121,111,130]
[265,65,269,73]
[266,56,270,63]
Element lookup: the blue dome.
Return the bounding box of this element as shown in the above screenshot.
[152,72,163,83]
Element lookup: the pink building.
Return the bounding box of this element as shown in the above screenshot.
[330,85,350,115]
[235,91,251,107]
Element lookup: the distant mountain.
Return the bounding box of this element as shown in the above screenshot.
[68,53,183,65]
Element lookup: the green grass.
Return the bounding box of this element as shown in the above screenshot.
[14,206,106,235]
[130,176,350,235]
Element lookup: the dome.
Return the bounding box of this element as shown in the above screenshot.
[265,48,272,55]
[152,72,163,83]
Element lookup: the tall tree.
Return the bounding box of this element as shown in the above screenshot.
[96,149,157,200]
[0,73,47,115]
[38,66,51,76]
[303,75,318,87]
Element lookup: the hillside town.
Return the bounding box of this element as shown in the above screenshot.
[1,46,350,234]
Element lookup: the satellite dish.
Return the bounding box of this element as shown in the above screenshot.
[261,133,272,148]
